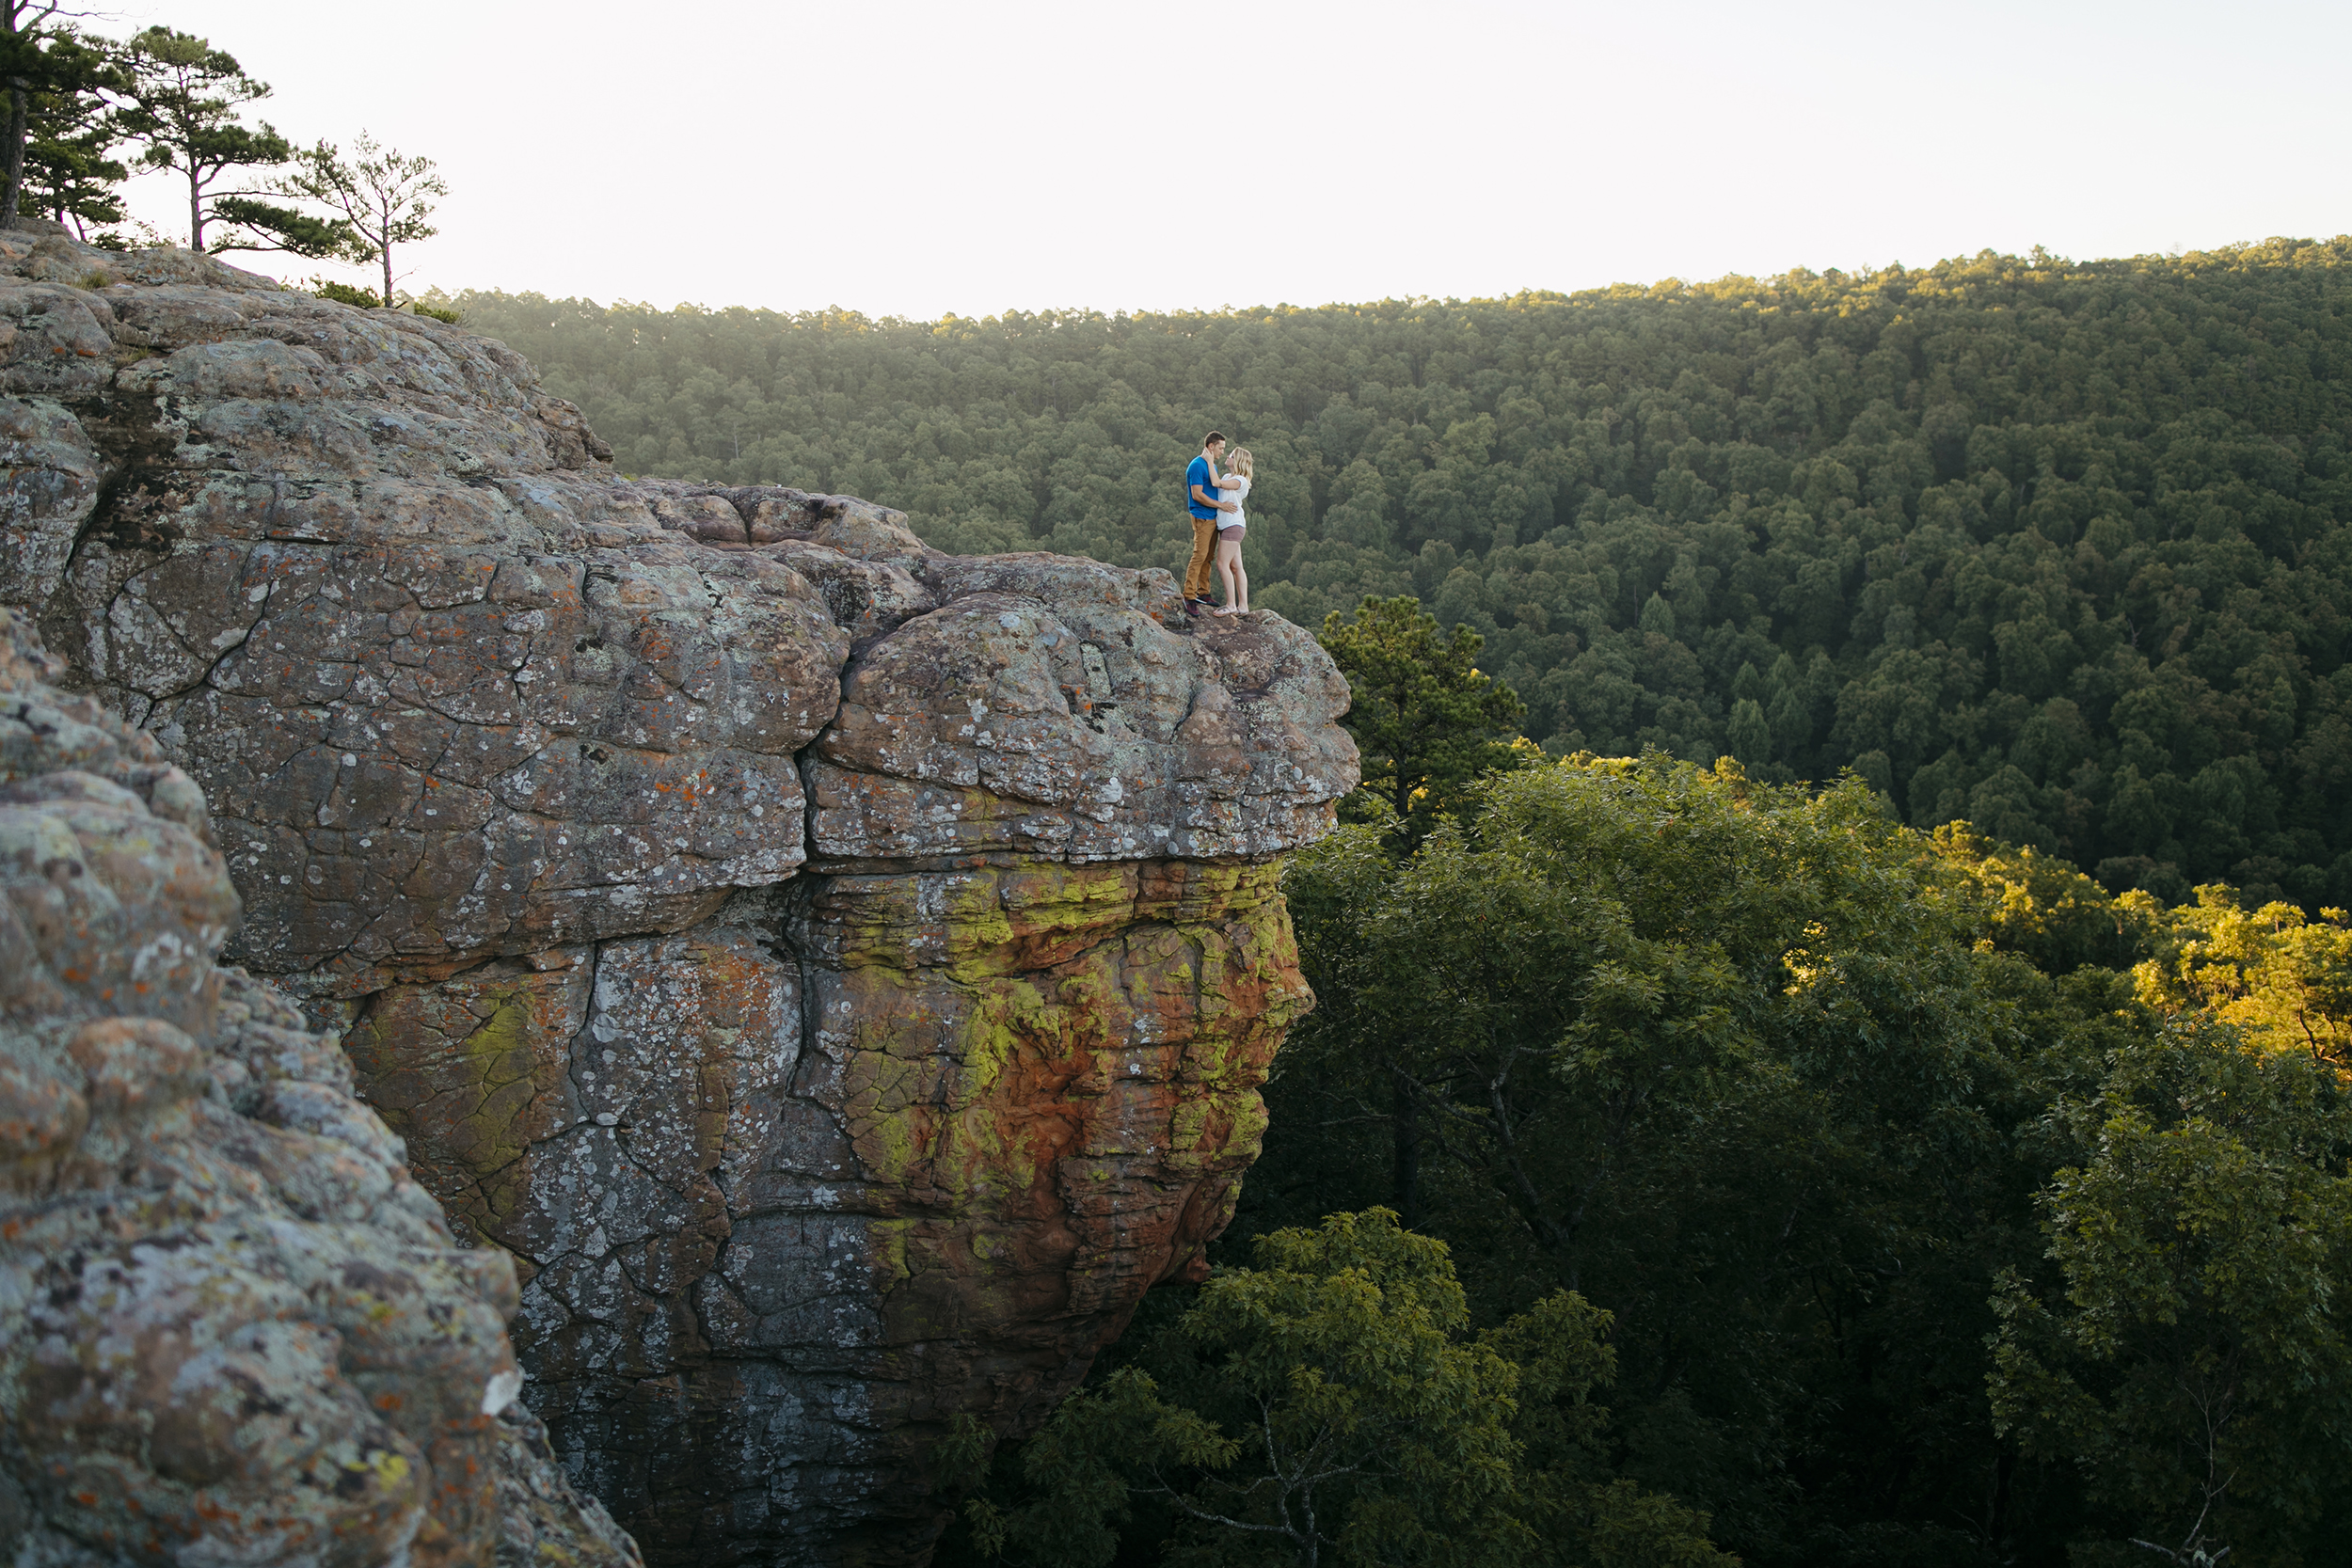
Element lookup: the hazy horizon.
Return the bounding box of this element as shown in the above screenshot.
[417,232,2344,321]
[95,0,2352,318]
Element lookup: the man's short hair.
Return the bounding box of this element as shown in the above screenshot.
[1202,431,1225,447]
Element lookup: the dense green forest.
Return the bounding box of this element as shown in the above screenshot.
[449,238,2352,911]
[937,764,2352,1568]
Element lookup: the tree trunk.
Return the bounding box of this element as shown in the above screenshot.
[187,164,202,249]
[0,0,20,230]
[1391,1069,1421,1228]
[380,239,391,308]
[1,83,25,229]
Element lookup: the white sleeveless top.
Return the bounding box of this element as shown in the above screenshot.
[1216,473,1249,531]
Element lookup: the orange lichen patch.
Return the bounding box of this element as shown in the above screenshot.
[794,856,1309,1411]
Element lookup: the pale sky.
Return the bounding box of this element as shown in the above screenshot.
[96,0,2352,319]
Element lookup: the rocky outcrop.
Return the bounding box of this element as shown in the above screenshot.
[0,608,640,1568]
[0,230,1357,1564]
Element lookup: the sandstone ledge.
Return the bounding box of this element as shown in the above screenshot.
[0,230,1359,1566]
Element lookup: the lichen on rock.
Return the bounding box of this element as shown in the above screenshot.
[0,606,638,1568]
[0,227,1359,1566]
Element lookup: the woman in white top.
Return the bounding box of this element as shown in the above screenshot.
[1213,448,1252,615]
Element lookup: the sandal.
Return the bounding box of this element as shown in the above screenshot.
[1214,606,1238,615]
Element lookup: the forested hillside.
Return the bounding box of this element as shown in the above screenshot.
[447,238,2352,905]
[934,766,2352,1568]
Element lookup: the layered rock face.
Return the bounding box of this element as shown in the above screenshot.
[0,229,1357,1564]
[0,608,639,1568]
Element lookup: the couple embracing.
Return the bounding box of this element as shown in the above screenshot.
[1182,430,1252,616]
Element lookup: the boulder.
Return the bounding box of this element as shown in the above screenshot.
[0,607,639,1568]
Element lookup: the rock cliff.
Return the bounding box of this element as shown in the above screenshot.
[0,230,1357,1564]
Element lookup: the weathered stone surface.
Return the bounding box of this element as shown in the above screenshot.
[0,394,101,610]
[0,230,1360,1565]
[0,608,637,1568]
[810,555,1353,865]
[338,857,1306,1559]
[492,1402,646,1568]
[0,235,847,991]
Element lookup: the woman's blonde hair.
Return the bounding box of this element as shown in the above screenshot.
[1228,448,1254,478]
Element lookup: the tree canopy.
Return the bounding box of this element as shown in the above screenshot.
[113,26,290,251]
[1990,1031,2352,1566]
[277,130,442,305]
[0,21,448,291]
[1317,594,1527,832]
[946,1211,1727,1568]
[1133,761,2352,1568]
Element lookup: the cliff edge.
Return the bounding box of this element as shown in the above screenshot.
[0,230,1358,1565]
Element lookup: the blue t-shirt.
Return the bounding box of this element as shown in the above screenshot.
[1186,454,1218,520]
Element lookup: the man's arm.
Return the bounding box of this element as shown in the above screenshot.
[1192,483,1236,511]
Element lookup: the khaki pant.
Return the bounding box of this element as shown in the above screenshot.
[1184,514,1219,599]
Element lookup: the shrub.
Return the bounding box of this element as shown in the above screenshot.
[309,277,379,309]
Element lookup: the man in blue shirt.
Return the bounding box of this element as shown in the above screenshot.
[1184,432,1235,613]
